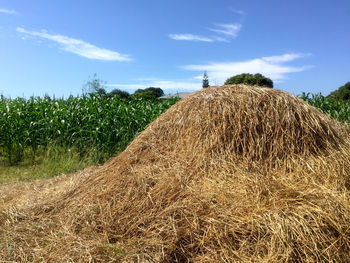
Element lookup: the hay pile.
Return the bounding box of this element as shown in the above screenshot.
[1,85,350,262]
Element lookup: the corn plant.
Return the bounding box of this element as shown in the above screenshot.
[0,94,178,165]
[300,92,350,124]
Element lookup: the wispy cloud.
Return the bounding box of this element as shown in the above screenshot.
[16,27,131,61]
[183,53,312,84]
[168,34,213,42]
[0,8,18,15]
[209,24,242,38]
[229,8,246,16]
[169,23,242,43]
[262,53,311,63]
[107,79,201,92]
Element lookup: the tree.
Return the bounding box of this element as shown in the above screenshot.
[133,87,164,98]
[224,73,273,88]
[83,74,107,96]
[144,87,164,97]
[132,90,158,100]
[327,82,350,101]
[106,89,130,99]
[202,71,210,88]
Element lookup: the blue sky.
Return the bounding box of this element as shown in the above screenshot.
[0,0,349,98]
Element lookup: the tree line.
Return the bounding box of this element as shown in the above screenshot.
[85,74,164,100]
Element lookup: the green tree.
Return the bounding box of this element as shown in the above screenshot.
[202,71,209,88]
[132,90,158,100]
[106,89,130,99]
[144,87,164,97]
[224,73,273,88]
[133,87,164,98]
[327,82,350,101]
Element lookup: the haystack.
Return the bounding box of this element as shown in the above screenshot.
[1,85,350,262]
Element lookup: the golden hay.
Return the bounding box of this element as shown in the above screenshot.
[1,85,350,262]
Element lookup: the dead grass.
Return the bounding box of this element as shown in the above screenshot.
[1,85,350,262]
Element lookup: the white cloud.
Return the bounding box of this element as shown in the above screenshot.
[211,36,230,42]
[209,24,242,38]
[183,53,312,84]
[262,53,311,63]
[107,80,201,92]
[168,34,213,42]
[0,8,18,15]
[16,27,131,61]
[169,23,242,43]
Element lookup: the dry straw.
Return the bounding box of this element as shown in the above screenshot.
[1,85,350,262]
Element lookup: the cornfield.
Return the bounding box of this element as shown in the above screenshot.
[0,94,178,164]
[300,92,350,124]
[1,92,349,166]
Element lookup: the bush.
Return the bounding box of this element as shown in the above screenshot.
[224,73,273,88]
[327,82,350,101]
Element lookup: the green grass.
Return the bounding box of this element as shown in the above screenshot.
[0,147,94,185]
